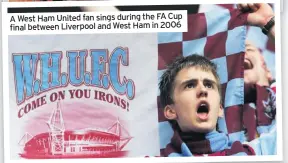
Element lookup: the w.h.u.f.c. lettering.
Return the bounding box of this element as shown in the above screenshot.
[12,47,136,106]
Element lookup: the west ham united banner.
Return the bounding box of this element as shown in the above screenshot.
[2,1,282,162]
[8,34,160,158]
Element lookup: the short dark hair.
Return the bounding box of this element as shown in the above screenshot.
[159,54,222,107]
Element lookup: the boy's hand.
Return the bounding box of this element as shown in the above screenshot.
[237,3,274,27]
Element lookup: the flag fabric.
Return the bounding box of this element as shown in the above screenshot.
[157,8,249,155]
[199,4,276,141]
[199,4,275,78]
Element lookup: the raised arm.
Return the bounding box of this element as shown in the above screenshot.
[237,3,275,41]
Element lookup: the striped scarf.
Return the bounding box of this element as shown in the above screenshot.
[161,123,255,157]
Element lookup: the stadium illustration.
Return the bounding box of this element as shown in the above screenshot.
[18,101,132,159]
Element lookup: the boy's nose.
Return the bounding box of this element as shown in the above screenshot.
[197,84,208,98]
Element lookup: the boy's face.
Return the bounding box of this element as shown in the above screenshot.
[164,67,223,133]
[244,41,272,86]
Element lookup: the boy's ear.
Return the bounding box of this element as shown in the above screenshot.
[164,105,177,120]
[218,105,224,118]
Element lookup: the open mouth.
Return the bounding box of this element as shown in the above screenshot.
[244,58,253,70]
[196,101,210,120]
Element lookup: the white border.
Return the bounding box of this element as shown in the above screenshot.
[1,0,283,163]
[0,0,281,7]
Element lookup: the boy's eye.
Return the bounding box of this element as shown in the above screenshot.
[185,83,196,89]
[204,82,214,89]
[205,83,212,88]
